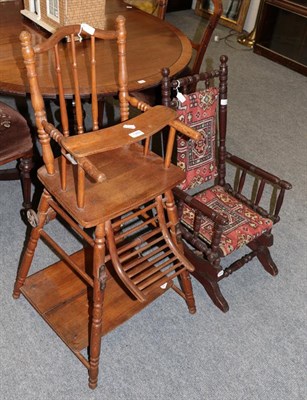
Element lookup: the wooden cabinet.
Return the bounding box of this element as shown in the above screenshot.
[167,0,192,12]
[254,0,307,75]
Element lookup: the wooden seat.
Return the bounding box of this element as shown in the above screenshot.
[13,16,200,389]
[0,101,33,210]
[161,55,292,312]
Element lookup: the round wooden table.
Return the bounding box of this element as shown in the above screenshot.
[0,0,192,98]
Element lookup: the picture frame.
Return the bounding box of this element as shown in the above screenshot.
[195,0,251,32]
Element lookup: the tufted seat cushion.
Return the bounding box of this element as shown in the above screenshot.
[181,185,273,256]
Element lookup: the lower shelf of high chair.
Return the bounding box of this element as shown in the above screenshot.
[20,249,167,353]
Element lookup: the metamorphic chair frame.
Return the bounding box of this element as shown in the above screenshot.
[13,16,202,389]
[161,55,292,313]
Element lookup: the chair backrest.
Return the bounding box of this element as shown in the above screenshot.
[125,0,168,20]
[20,16,129,189]
[153,0,222,72]
[20,15,201,209]
[155,0,168,19]
[0,101,32,165]
[190,0,223,75]
[0,101,33,209]
[161,55,228,191]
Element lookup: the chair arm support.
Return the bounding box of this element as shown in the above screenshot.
[226,152,292,190]
[42,120,64,143]
[128,94,201,141]
[127,94,152,112]
[77,157,106,183]
[43,121,106,183]
[170,119,202,141]
[173,187,228,226]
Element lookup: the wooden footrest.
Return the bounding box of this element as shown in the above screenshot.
[106,198,190,302]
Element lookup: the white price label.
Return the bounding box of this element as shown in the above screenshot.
[65,153,77,165]
[129,130,145,138]
[176,92,186,103]
[81,23,95,36]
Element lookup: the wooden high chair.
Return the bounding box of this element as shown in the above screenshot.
[13,16,200,389]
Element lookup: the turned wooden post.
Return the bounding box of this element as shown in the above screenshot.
[89,223,107,390]
[116,16,129,122]
[13,190,52,299]
[217,55,228,187]
[20,31,54,176]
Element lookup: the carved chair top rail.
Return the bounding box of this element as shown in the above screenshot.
[31,24,121,54]
[161,55,228,108]
[171,70,221,88]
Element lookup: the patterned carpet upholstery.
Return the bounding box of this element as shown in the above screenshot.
[181,185,273,256]
[176,88,218,190]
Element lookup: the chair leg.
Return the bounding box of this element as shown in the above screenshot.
[88,223,107,390]
[13,190,51,299]
[179,269,196,314]
[256,247,278,276]
[163,190,196,314]
[192,269,229,313]
[183,245,229,312]
[20,155,33,210]
[248,237,278,276]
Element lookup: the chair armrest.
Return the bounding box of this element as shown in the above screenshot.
[226,152,292,190]
[77,157,106,183]
[173,186,227,258]
[42,121,106,183]
[225,151,292,222]
[173,187,228,226]
[127,94,152,112]
[170,119,202,141]
[42,120,64,143]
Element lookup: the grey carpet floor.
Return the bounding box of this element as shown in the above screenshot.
[0,9,306,400]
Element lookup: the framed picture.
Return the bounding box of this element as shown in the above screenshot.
[195,0,251,32]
